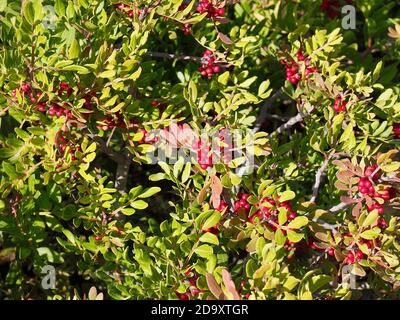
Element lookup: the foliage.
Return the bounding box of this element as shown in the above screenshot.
[0,0,400,300]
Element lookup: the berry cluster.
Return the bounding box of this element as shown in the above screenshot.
[358,165,381,195]
[115,3,142,18]
[234,193,251,214]
[175,269,204,300]
[215,199,228,212]
[137,128,158,144]
[55,130,81,161]
[393,123,400,138]
[198,50,221,79]
[280,50,317,85]
[193,138,213,170]
[196,0,225,18]
[345,249,365,265]
[321,0,353,20]
[218,128,234,164]
[320,0,340,19]
[333,96,348,112]
[12,81,76,119]
[182,23,191,36]
[249,197,297,227]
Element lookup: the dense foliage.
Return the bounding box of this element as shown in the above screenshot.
[0,0,400,300]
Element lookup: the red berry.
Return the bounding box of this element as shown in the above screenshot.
[327,248,335,256]
[346,252,355,264]
[216,7,225,16]
[355,249,365,260]
[394,123,400,138]
[94,235,102,241]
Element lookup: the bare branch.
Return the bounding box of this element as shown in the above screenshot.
[145,51,201,62]
[271,106,315,135]
[310,153,337,203]
[115,150,132,194]
[328,202,350,213]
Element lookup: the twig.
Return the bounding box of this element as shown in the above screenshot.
[253,87,285,133]
[145,51,201,62]
[328,202,350,213]
[115,150,132,194]
[310,153,337,203]
[271,106,315,135]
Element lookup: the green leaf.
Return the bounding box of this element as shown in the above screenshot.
[99,70,116,79]
[202,211,221,230]
[181,162,191,183]
[0,0,7,12]
[274,229,286,245]
[62,65,90,74]
[287,230,304,243]
[55,0,65,16]
[149,173,167,181]
[362,210,379,228]
[287,216,309,229]
[23,1,35,24]
[278,208,287,225]
[68,38,80,59]
[279,190,296,202]
[130,200,148,210]
[199,232,219,245]
[62,229,76,245]
[195,244,213,258]
[138,187,161,198]
[121,208,135,216]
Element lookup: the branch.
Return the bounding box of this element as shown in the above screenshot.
[271,106,315,135]
[145,51,201,62]
[310,153,337,203]
[253,87,285,133]
[92,136,126,164]
[115,150,132,194]
[327,202,350,213]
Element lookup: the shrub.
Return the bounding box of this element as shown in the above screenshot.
[0,0,399,300]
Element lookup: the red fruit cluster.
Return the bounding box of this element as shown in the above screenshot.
[182,24,191,36]
[55,130,81,161]
[333,96,347,112]
[280,50,317,85]
[320,0,340,19]
[249,197,297,228]
[367,202,384,215]
[359,238,374,249]
[198,50,221,79]
[137,128,158,144]
[176,270,204,300]
[218,128,233,164]
[321,0,353,20]
[345,249,365,264]
[358,177,375,195]
[115,3,142,18]
[193,138,213,170]
[215,199,228,212]
[393,123,400,138]
[196,0,225,18]
[234,193,251,213]
[13,81,76,119]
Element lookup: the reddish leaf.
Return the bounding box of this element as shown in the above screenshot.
[206,273,225,300]
[210,174,223,209]
[221,269,241,300]
[218,32,233,45]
